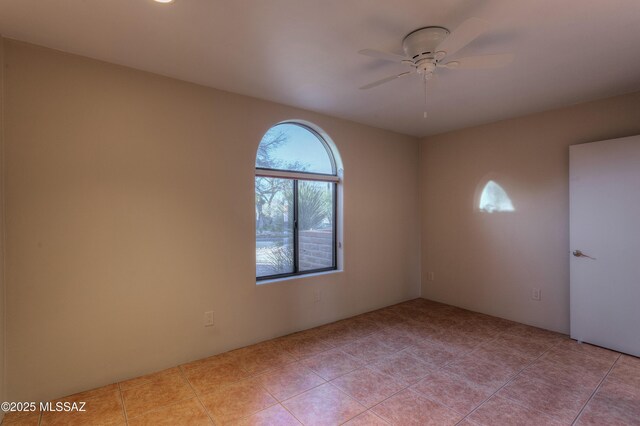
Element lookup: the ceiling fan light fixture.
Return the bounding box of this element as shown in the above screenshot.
[402,27,450,59]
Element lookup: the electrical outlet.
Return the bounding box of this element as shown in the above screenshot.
[428,271,435,281]
[204,311,214,327]
[531,288,541,301]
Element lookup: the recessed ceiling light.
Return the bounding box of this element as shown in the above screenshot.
[153,0,174,3]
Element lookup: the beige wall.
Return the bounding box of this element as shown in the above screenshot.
[2,39,420,402]
[420,91,640,334]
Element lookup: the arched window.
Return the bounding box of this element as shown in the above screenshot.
[479,180,514,213]
[255,122,339,280]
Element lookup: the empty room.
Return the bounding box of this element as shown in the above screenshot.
[1,0,639,425]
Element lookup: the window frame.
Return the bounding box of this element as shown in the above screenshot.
[255,123,339,281]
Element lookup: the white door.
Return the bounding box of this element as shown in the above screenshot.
[570,135,640,356]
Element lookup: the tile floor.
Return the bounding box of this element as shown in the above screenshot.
[3,298,640,425]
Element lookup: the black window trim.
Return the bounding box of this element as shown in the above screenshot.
[256,178,338,282]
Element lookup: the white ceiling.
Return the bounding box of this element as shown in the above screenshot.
[1,0,639,137]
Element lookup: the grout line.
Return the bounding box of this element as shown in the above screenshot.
[359,364,424,422]
[403,335,505,417]
[178,365,216,425]
[273,377,327,404]
[123,394,211,425]
[116,382,128,426]
[225,366,304,424]
[323,382,368,424]
[280,403,304,425]
[340,409,390,426]
[455,337,564,425]
[570,352,621,425]
[257,362,314,423]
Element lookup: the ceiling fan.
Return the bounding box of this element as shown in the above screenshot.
[358,18,513,116]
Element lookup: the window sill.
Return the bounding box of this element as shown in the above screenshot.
[256,269,343,286]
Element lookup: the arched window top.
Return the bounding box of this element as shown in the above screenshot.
[256,123,336,175]
[479,180,515,213]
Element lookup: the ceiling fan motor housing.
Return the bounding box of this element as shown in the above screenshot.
[402,26,450,60]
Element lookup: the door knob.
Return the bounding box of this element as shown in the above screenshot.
[573,250,596,260]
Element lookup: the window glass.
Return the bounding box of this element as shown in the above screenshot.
[256,123,334,174]
[298,181,335,272]
[255,177,294,277]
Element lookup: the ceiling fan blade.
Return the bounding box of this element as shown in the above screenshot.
[358,48,407,62]
[443,53,514,69]
[436,17,489,57]
[359,71,413,90]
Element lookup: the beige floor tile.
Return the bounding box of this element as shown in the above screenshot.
[256,362,325,401]
[497,374,592,423]
[607,357,640,390]
[619,353,640,368]
[331,367,404,408]
[371,388,462,425]
[282,383,365,426]
[41,389,125,426]
[342,410,390,425]
[276,332,334,360]
[1,412,41,425]
[235,342,296,375]
[373,327,419,351]
[340,316,382,336]
[406,339,460,368]
[411,370,493,415]
[466,396,564,426]
[199,377,277,424]
[302,348,364,380]
[361,309,405,326]
[227,404,301,426]
[127,398,212,425]
[540,346,615,375]
[181,351,243,376]
[470,342,534,372]
[443,355,517,391]
[398,322,441,344]
[368,350,433,385]
[491,333,555,358]
[53,383,120,404]
[121,369,195,418]
[312,322,362,348]
[503,324,565,345]
[183,356,250,395]
[428,330,486,353]
[519,358,605,390]
[341,335,397,363]
[119,367,182,391]
[575,379,640,425]
[555,339,620,363]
